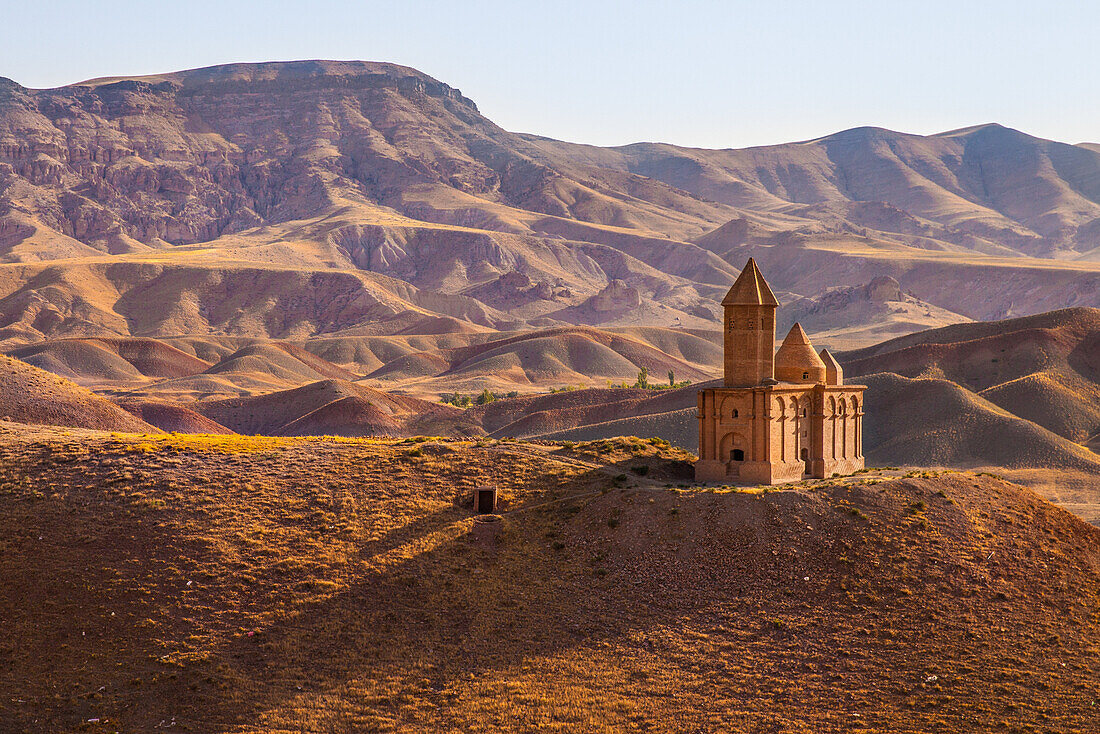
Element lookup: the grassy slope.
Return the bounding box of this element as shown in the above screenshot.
[0,428,1097,733]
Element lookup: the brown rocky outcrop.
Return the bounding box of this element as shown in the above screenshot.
[587,279,642,312]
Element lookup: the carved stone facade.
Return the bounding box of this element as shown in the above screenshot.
[695,259,865,484]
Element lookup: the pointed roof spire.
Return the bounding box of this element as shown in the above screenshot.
[722,257,779,306]
[781,322,814,346]
[819,348,844,386]
[819,348,841,368]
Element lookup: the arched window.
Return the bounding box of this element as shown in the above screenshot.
[731,449,745,461]
[732,409,739,418]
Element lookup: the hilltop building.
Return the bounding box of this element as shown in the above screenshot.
[695,259,865,484]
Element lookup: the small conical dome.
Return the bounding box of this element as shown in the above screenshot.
[775,323,827,384]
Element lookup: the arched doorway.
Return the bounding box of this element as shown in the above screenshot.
[719,432,746,477]
[800,447,811,476]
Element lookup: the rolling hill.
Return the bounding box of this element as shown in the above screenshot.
[194,379,465,437]
[0,354,156,432]
[0,428,1096,732]
[841,307,1100,444]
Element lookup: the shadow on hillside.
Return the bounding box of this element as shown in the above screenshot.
[168,462,709,731]
[196,506,614,728]
[1066,331,1100,383]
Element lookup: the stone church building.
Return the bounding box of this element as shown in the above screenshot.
[695,259,865,484]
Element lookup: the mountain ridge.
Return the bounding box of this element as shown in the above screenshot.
[0,59,1098,350]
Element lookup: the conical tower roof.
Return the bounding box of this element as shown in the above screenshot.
[722,258,779,307]
[819,348,844,386]
[775,323,827,383]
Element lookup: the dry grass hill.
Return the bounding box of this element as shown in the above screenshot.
[3,57,1100,733]
[0,428,1097,732]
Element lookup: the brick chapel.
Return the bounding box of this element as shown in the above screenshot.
[695,258,865,484]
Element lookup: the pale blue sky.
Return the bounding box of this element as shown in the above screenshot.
[3,1,1096,148]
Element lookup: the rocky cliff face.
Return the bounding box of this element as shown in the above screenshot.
[0,62,498,249]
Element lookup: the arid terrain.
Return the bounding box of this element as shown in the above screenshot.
[1,60,1099,354]
[2,305,1099,522]
[1,58,1100,733]
[1,427,1097,732]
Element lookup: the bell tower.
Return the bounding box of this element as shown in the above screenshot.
[722,258,779,387]
[698,258,865,485]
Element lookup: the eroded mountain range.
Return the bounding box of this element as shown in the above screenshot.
[0,60,1098,350]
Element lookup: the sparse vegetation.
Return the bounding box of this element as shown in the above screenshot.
[548,384,585,394]
[440,389,519,407]
[608,369,693,391]
[0,426,1097,733]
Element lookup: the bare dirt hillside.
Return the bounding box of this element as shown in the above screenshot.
[842,307,1100,444]
[0,355,156,432]
[0,428,1097,732]
[860,372,1100,472]
[11,337,211,384]
[529,124,1100,258]
[2,326,723,401]
[194,379,466,437]
[362,325,718,397]
[116,399,234,434]
[778,276,972,350]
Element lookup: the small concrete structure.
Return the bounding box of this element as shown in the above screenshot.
[475,486,498,514]
[695,258,866,484]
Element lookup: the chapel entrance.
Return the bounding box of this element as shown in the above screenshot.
[727,448,744,478]
[475,487,498,514]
